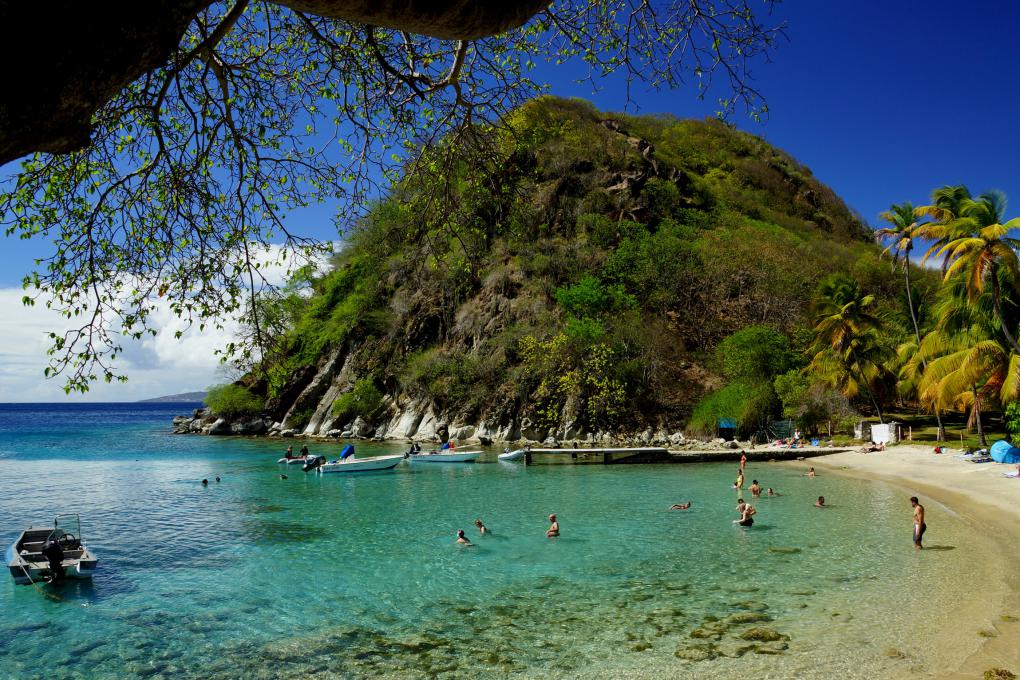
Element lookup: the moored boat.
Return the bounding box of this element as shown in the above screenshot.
[498,448,526,462]
[6,514,98,585]
[318,454,404,473]
[407,450,480,463]
[278,455,311,465]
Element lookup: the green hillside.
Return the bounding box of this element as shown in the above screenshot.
[235,97,921,440]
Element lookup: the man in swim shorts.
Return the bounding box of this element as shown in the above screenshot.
[910,496,926,549]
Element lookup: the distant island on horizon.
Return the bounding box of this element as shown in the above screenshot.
[137,391,206,403]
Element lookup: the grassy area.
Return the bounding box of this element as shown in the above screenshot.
[877,409,1006,450]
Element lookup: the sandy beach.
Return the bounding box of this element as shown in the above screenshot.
[793,444,1020,680]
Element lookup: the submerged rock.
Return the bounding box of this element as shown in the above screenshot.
[984,670,1017,680]
[723,612,772,625]
[674,642,717,661]
[768,546,801,554]
[739,627,789,642]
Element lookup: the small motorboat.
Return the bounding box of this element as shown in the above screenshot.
[302,455,327,472]
[498,448,526,462]
[318,454,404,474]
[6,514,98,585]
[407,450,480,463]
[278,455,312,465]
[318,444,403,473]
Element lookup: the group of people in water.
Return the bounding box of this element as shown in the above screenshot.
[455,514,559,545]
[664,451,928,547]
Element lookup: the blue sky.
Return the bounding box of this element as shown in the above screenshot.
[2,0,1018,399]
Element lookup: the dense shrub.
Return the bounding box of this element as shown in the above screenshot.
[205,384,264,419]
[332,379,385,423]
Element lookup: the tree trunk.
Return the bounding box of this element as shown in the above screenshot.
[849,350,883,423]
[905,260,946,439]
[991,274,1020,357]
[972,385,986,447]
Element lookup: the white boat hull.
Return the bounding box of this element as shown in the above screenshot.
[498,449,526,461]
[408,451,480,463]
[278,456,312,465]
[318,454,404,473]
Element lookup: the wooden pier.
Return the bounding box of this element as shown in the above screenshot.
[522,447,670,465]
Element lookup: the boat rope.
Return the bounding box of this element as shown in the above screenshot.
[16,558,65,602]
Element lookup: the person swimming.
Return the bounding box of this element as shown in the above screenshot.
[215,476,221,483]
[474,519,489,535]
[201,478,208,486]
[767,487,779,497]
[805,467,816,477]
[669,501,692,510]
[815,495,826,507]
[546,514,560,538]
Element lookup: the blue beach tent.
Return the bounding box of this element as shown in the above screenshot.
[989,439,1020,464]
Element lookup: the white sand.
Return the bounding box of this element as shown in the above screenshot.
[788,444,1020,679]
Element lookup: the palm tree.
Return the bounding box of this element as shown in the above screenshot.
[932,191,1020,357]
[915,277,1020,446]
[877,201,947,439]
[916,185,973,274]
[809,274,888,421]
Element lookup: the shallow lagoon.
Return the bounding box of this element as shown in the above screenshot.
[0,404,1009,679]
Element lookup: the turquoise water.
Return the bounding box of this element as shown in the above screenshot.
[0,404,1008,679]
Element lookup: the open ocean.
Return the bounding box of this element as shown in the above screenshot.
[0,402,1008,679]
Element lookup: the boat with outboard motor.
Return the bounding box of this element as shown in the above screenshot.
[6,514,98,585]
[302,455,327,472]
[407,450,480,463]
[318,444,404,474]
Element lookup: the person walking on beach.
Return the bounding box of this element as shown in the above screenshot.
[910,496,926,549]
[546,514,560,538]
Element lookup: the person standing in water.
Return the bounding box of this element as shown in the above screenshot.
[474,519,489,535]
[805,467,816,477]
[734,469,745,490]
[546,514,560,538]
[910,496,926,549]
[815,495,826,507]
[735,499,756,526]
[739,450,748,472]
[749,480,761,498]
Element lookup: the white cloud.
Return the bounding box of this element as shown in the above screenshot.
[0,241,335,403]
[0,288,238,402]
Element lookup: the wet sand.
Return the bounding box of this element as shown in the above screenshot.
[793,444,1020,680]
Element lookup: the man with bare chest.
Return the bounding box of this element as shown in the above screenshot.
[910,496,926,549]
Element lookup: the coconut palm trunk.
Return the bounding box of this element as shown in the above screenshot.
[850,347,884,423]
[902,260,947,439]
[971,385,987,447]
[990,274,1020,357]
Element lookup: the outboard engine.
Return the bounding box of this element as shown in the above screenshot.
[302,455,326,472]
[41,539,64,583]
